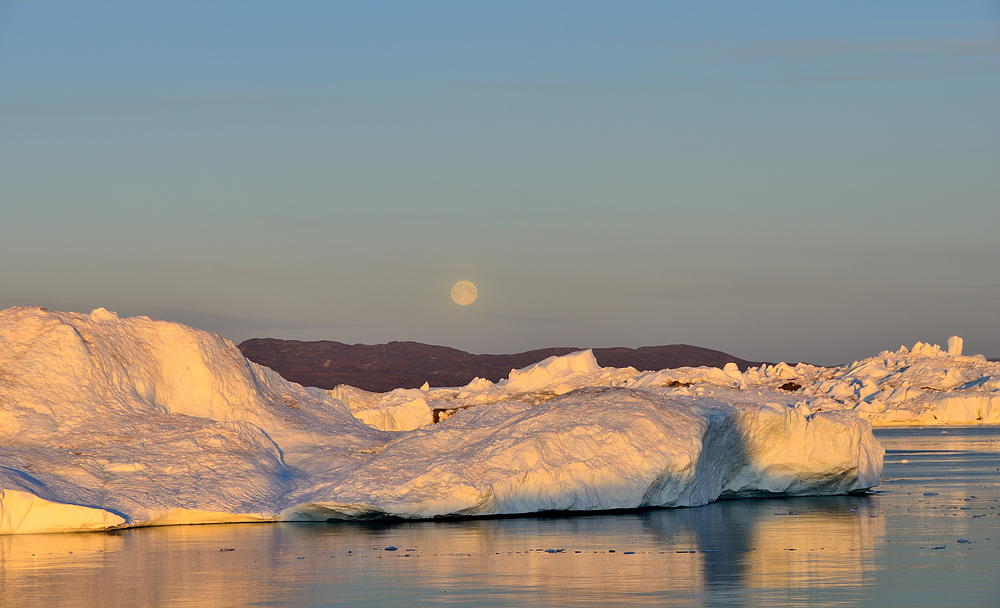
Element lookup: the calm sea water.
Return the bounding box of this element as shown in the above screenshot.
[2,426,998,607]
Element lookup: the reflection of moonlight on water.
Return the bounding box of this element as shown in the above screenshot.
[451,281,478,306]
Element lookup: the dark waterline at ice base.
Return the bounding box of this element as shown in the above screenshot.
[2,426,998,607]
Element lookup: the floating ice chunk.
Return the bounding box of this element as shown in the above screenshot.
[948,336,963,357]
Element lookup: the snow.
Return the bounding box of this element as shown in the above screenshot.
[20,307,1000,534]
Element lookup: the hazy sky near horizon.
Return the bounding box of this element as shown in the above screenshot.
[2,1,998,365]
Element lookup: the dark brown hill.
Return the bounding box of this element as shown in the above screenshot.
[237,339,763,393]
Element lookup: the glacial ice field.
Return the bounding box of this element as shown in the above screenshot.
[2,307,994,534]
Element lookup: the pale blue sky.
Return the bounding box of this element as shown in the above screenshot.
[2,1,998,365]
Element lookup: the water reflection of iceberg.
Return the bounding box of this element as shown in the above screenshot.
[309,498,884,603]
[655,496,885,591]
[0,497,884,606]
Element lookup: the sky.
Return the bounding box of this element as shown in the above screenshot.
[1,1,998,365]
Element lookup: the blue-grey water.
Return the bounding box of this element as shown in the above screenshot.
[2,426,998,607]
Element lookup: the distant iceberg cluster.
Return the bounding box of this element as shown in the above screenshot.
[16,307,999,534]
[334,336,1000,432]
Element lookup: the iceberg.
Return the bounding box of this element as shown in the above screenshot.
[727,339,1000,426]
[0,307,887,533]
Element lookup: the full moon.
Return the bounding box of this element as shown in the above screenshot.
[450,280,478,306]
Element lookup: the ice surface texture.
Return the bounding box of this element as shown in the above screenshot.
[0,307,890,533]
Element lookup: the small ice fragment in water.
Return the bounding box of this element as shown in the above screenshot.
[901,459,909,463]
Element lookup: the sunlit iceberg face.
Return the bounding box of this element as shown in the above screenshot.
[284,386,882,522]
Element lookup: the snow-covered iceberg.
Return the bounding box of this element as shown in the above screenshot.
[0,307,885,534]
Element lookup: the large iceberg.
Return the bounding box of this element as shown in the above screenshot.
[0,307,887,534]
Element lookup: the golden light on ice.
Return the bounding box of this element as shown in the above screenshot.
[451,280,478,306]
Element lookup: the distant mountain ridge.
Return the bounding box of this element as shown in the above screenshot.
[237,339,764,393]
